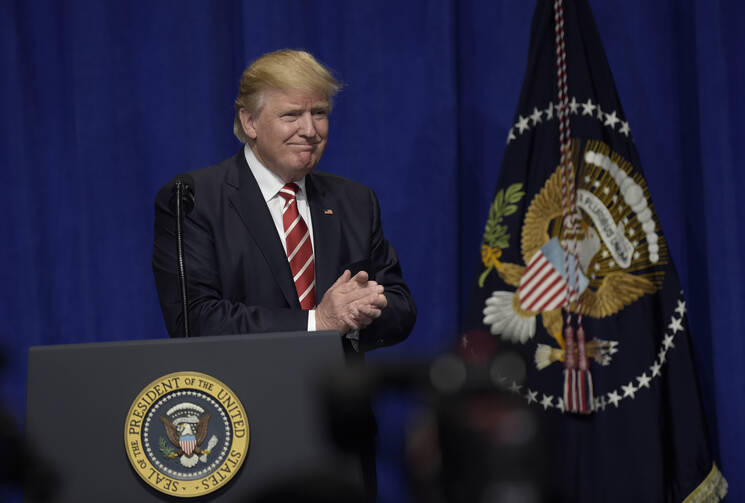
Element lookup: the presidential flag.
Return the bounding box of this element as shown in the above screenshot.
[463,0,727,500]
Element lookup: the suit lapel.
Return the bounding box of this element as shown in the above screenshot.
[226,154,300,308]
[307,173,341,298]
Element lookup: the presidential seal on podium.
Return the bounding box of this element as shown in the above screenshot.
[124,371,249,497]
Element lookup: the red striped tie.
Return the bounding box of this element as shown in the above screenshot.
[278,183,316,309]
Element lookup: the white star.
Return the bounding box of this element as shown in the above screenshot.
[604,110,620,129]
[607,390,621,407]
[662,333,675,350]
[675,300,687,317]
[569,97,579,114]
[507,127,516,144]
[525,389,538,404]
[530,107,543,125]
[540,394,553,410]
[622,381,638,399]
[650,360,662,377]
[595,395,607,411]
[611,195,618,203]
[619,121,630,136]
[596,104,604,120]
[584,175,591,183]
[594,263,600,270]
[628,227,634,236]
[633,251,640,260]
[555,397,565,413]
[603,186,610,194]
[593,180,601,188]
[637,372,651,389]
[545,102,554,120]
[658,348,667,364]
[668,317,683,334]
[516,115,530,134]
[602,249,609,258]
[509,381,522,394]
[609,260,616,267]
[581,98,596,116]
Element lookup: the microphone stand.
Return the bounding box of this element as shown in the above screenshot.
[175,180,190,338]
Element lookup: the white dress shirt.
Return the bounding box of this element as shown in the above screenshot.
[243,146,361,349]
[244,145,317,331]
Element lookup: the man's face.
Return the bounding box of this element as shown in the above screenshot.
[241,89,330,182]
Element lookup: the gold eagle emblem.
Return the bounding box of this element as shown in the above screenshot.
[482,140,667,370]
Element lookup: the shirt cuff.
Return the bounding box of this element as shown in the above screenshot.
[346,329,360,352]
[307,310,316,331]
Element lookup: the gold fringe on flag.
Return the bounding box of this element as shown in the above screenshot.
[683,463,728,503]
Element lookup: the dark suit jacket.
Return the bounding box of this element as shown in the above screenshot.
[152,150,416,352]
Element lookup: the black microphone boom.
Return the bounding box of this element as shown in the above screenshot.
[170,174,196,214]
[171,174,196,338]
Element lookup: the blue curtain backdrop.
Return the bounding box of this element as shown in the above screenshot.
[1,1,743,501]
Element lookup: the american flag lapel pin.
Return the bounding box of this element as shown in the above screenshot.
[323,209,334,215]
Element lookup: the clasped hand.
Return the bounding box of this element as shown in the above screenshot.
[315,270,387,334]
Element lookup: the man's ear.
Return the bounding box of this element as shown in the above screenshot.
[239,108,258,140]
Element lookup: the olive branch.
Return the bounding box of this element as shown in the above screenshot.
[159,437,175,458]
[479,183,525,287]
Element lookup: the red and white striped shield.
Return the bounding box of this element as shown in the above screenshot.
[180,435,196,456]
[518,238,588,312]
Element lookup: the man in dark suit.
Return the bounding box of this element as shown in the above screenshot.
[152,49,416,497]
[153,49,415,348]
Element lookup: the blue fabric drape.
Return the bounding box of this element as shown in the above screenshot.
[1,1,742,501]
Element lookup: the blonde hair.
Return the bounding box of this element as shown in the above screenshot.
[233,49,341,142]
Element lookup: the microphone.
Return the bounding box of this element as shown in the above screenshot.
[170,174,196,214]
[171,174,196,337]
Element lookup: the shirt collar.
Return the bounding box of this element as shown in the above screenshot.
[244,144,307,202]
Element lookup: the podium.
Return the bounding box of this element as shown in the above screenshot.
[26,331,362,502]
